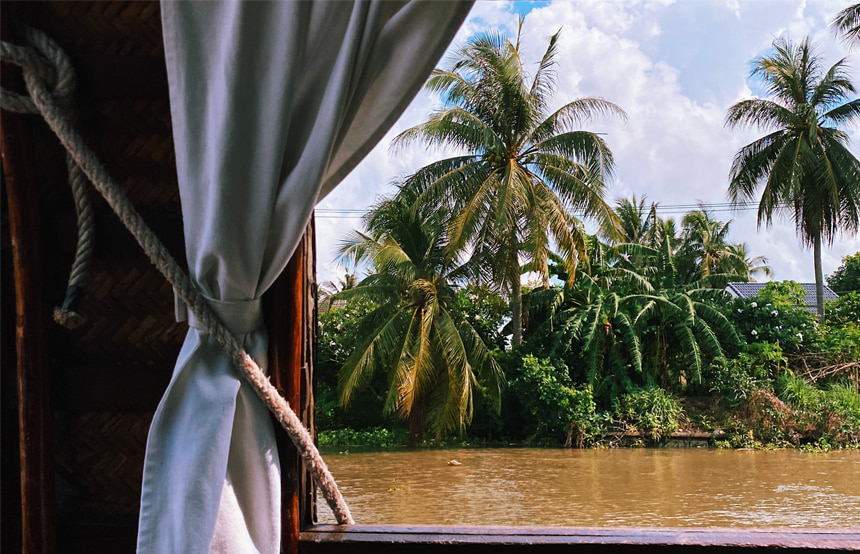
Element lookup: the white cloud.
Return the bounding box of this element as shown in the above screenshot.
[316,0,860,286]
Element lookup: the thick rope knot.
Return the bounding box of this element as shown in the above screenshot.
[0,24,353,524]
[0,25,75,114]
[2,26,94,331]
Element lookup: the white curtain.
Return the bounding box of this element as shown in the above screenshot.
[137,2,473,552]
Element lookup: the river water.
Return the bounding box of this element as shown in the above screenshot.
[316,448,860,527]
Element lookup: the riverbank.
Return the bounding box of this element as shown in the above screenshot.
[318,391,860,452]
[317,427,858,452]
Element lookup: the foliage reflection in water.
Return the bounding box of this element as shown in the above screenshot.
[316,448,860,527]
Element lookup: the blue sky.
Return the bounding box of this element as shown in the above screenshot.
[316,0,859,287]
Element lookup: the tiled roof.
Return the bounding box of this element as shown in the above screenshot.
[725,282,839,311]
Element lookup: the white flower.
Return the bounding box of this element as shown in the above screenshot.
[775,326,781,330]
[751,329,758,336]
[737,308,743,313]
[751,302,758,308]
[771,310,778,316]
[796,332,803,341]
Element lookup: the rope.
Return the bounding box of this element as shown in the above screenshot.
[2,26,93,329]
[0,25,354,525]
[53,155,94,329]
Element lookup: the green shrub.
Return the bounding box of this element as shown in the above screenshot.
[507,354,599,446]
[317,427,407,448]
[827,252,860,294]
[776,373,823,411]
[706,358,765,405]
[825,292,860,327]
[612,387,683,442]
[816,322,860,366]
[758,280,809,306]
[822,382,860,435]
[723,294,817,354]
[706,343,786,404]
[775,374,860,445]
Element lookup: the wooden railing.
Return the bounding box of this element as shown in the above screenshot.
[300,525,860,552]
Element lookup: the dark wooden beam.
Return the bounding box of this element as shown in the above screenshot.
[302,218,317,527]
[1,14,56,553]
[300,525,860,552]
[268,220,317,554]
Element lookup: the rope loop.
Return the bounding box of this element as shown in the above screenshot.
[0,24,354,524]
[1,24,92,330]
[0,25,75,113]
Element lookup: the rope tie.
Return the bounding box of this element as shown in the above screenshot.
[0,25,353,524]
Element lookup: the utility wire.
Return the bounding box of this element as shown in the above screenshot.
[316,201,785,219]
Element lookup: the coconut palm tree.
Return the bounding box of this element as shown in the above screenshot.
[724,243,773,282]
[725,36,860,318]
[833,4,860,45]
[676,208,744,284]
[318,271,359,313]
[336,193,502,445]
[393,20,626,346]
[601,195,660,246]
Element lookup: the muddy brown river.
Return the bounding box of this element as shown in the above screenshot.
[316,448,860,527]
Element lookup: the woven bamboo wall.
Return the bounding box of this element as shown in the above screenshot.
[4,1,184,541]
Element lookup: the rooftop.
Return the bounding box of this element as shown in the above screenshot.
[724,282,839,312]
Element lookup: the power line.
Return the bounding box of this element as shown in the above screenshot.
[315,201,783,219]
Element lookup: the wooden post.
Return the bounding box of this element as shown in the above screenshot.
[267,217,316,554]
[1,17,57,552]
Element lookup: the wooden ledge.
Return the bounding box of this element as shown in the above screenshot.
[300,525,860,551]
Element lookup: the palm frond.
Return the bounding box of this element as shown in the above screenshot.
[529,29,561,112]
[428,309,473,433]
[530,98,627,144]
[822,99,860,127]
[615,311,643,374]
[725,99,796,131]
[727,130,790,205]
[832,4,860,45]
[392,107,505,154]
[673,319,703,381]
[810,58,856,107]
[339,307,410,406]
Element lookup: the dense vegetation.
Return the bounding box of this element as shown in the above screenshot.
[317,20,860,451]
[319,221,860,450]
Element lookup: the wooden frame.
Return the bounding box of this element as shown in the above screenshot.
[268,221,318,554]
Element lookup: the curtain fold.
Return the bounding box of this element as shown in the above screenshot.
[138,2,473,552]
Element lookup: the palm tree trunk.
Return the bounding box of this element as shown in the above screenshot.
[813,233,825,321]
[511,271,523,346]
[407,394,429,447]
